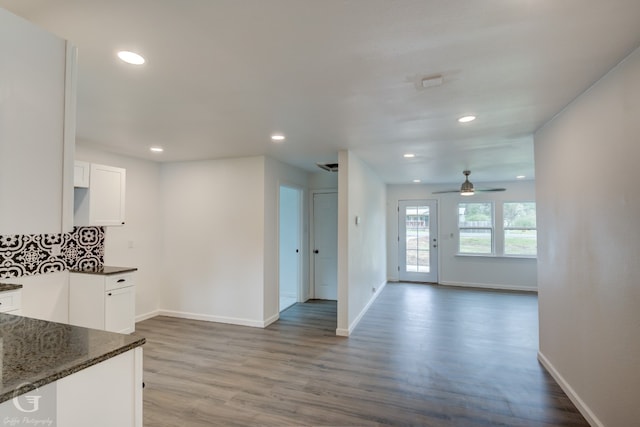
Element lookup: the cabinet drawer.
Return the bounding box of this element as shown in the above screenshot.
[0,290,21,313]
[105,273,135,291]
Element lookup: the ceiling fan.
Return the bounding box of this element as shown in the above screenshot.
[432,170,506,196]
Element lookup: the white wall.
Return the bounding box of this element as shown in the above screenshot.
[161,157,267,326]
[76,144,163,321]
[337,151,387,335]
[263,157,309,323]
[309,171,338,190]
[534,47,640,426]
[387,180,538,291]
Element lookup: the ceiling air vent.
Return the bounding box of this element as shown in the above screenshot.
[316,162,339,172]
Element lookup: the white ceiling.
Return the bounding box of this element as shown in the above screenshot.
[2,1,640,184]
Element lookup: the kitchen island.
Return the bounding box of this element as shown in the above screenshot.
[0,313,144,426]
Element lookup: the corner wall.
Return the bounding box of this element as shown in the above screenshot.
[534,47,640,426]
[337,151,387,335]
[160,157,266,326]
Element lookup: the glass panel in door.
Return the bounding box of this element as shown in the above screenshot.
[399,200,438,282]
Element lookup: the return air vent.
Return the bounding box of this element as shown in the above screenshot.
[316,162,338,172]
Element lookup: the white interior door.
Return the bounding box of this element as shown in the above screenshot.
[398,200,438,283]
[279,186,302,311]
[313,192,338,300]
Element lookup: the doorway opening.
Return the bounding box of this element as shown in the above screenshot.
[279,185,303,312]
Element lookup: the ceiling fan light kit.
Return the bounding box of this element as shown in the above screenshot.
[460,170,474,196]
[432,170,506,195]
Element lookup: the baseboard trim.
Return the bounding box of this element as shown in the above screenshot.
[439,281,537,293]
[136,309,160,323]
[336,280,387,337]
[262,313,279,328]
[157,309,267,328]
[537,351,603,427]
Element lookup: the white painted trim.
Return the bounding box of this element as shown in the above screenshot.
[538,351,603,427]
[62,42,78,233]
[336,328,349,337]
[135,309,160,323]
[136,309,279,328]
[335,280,387,336]
[157,309,270,328]
[439,280,537,293]
[263,313,279,327]
[134,347,143,427]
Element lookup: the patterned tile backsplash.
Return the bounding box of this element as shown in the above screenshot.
[0,227,104,279]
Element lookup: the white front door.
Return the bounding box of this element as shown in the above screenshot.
[398,200,438,283]
[313,192,338,300]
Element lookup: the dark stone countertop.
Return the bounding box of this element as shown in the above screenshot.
[0,283,22,292]
[0,313,145,403]
[69,265,138,275]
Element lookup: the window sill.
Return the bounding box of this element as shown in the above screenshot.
[455,254,537,260]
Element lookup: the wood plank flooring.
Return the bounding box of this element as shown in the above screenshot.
[135,283,588,426]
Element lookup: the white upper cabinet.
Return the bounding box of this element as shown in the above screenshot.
[0,9,76,235]
[74,163,126,226]
[74,160,90,188]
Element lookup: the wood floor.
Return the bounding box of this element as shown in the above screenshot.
[135,283,588,426]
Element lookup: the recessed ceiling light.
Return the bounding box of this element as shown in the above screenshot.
[458,115,476,123]
[150,147,164,153]
[403,153,415,158]
[117,51,145,65]
[271,134,285,142]
[516,175,526,179]
[413,179,421,183]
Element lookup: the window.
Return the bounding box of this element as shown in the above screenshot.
[458,202,493,254]
[503,202,537,256]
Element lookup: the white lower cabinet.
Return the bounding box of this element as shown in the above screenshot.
[0,347,143,427]
[57,348,143,427]
[69,272,136,333]
[0,288,22,315]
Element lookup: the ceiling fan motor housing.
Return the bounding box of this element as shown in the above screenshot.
[460,170,474,194]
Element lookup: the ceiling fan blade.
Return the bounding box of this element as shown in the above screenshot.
[432,187,506,194]
[431,189,461,194]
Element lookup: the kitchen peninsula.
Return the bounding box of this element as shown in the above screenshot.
[0,313,144,426]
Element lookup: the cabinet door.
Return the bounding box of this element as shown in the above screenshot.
[105,286,135,334]
[74,161,90,188]
[75,163,126,226]
[89,164,126,226]
[69,274,105,329]
[0,9,72,235]
[0,290,21,313]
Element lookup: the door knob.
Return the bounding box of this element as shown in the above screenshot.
[314,250,319,254]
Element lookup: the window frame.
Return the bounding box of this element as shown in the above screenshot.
[502,201,537,257]
[457,201,495,255]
